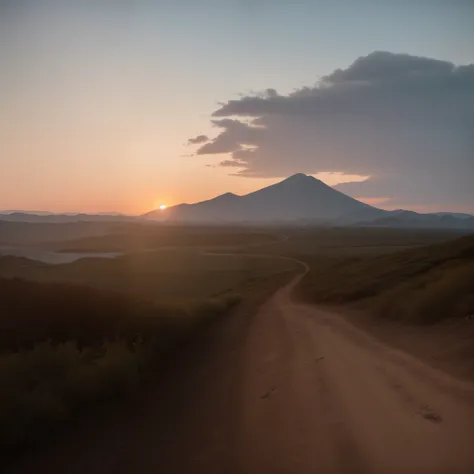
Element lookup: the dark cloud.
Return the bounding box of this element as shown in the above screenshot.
[324,51,457,85]
[187,134,209,145]
[195,118,264,155]
[190,51,474,210]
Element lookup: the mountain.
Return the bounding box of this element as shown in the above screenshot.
[0,212,137,223]
[4,175,472,228]
[144,173,474,229]
[144,173,383,223]
[359,210,474,229]
[0,210,57,216]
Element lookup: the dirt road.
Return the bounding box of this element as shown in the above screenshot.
[9,270,474,474]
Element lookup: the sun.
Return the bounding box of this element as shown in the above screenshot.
[159,204,167,210]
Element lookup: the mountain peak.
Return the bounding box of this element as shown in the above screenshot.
[279,173,331,190]
[281,173,328,187]
[144,172,377,221]
[285,173,314,182]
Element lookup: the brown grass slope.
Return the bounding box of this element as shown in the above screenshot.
[0,251,291,304]
[0,278,239,352]
[0,277,239,453]
[299,235,474,323]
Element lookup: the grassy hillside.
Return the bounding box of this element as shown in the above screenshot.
[0,250,294,304]
[0,221,111,245]
[56,228,276,252]
[0,220,277,249]
[0,278,239,352]
[0,277,240,453]
[298,235,474,324]
[0,249,295,454]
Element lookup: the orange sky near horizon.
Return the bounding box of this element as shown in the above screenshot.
[1,171,369,215]
[2,3,472,216]
[1,166,467,215]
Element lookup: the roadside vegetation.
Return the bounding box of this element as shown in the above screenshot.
[0,247,294,455]
[0,250,292,303]
[1,222,470,456]
[298,235,474,324]
[56,227,276,252]
[0,277,240,454]
[0,220,276,249]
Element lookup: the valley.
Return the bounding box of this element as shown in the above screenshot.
[3,6,473,471]
[1,220,474,473]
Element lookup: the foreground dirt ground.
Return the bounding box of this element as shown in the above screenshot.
[7,272,474,474]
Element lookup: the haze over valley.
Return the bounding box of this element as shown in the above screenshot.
[1,2,474,473]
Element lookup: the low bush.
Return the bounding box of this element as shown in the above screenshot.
[0,341,142,450]
[0,277,240,453]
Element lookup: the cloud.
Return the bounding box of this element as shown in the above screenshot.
[220,159,246,167]
[190,51,474,210]
[195,119,264,155]
[187,134,209,145]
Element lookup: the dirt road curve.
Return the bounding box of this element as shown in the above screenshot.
[9,271,474,474]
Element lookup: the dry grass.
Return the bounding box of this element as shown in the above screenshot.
[0,250,292,304]
[0,247,293,454]
[298,235,474,324]
[56,228,277,252]
[0,276,240,453]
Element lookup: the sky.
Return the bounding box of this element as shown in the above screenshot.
[1,0,473,214]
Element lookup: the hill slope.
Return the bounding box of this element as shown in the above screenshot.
[299,234,474,323]
[360,210,474,229]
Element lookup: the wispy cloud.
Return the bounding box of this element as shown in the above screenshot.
[187,135,210,145]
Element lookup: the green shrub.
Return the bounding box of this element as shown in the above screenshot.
[0,341,146,450]
[0,278,239,453]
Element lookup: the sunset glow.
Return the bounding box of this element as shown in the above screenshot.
[1,2,472,214]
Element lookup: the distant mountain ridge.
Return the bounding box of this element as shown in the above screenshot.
[144,174,474,229]
[0,211,125,216]
[145,173,382,223]
[2,174,473,229]
[358,209,474,229]
[0,212,137,223]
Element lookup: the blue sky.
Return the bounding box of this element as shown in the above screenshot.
[1,1,473,213]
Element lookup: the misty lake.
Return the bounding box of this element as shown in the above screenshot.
[0,246,121,264]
